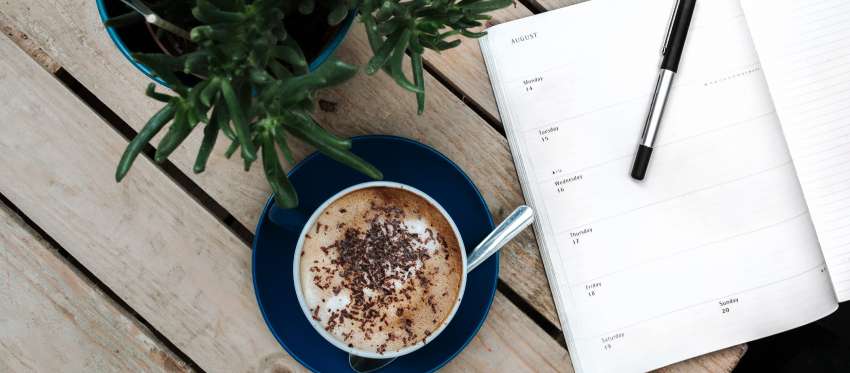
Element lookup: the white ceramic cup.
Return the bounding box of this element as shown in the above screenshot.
[292,181,468,359]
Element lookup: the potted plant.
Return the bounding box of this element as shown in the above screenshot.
[100,0,511,208]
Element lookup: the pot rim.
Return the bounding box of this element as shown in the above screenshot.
[95,0,356,86]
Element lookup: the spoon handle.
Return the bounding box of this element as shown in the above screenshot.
[467,205,534,273]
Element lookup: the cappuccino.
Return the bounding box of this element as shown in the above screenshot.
[299,187,463,355]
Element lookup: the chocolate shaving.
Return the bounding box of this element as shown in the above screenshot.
[306,199,456,351]
[311,307,321,321]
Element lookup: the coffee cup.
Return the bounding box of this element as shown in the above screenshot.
[290,181,468,359]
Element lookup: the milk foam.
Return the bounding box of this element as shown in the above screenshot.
[299,187,463,354]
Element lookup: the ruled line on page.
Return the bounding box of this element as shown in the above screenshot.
[744,0,850,301]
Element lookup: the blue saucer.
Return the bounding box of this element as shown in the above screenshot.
[252,135,499,372]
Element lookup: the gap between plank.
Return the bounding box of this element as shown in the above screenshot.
[52,62,567,352]
[0,191,206,373]
[497,279,566,348]
[421,59,506,137]
[418,0,546,137]
[53,68,253,244]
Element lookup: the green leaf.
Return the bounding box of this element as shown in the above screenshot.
[189,25,233,42]
[115,103,176,181]
[409,34,425,54]
[211,96,236,141]
[459,29,488,38]
[183,51,209,75]
[200,78,220,107]
[250,68,274,85]
[272,59,357,106]
[133,53,184,71]
[309,58,359,87]
[193,0,246,23]
[268,60,292,80]
[154,106,193,162]
[361,12,384,52]
[272,126,295,166]
[374,1,398,22]
[145,83,172,103]
[224,138,239,158]
[365,29,404,75]
[453,18,482,28]
[388,29,423,93]
[219,79,257,162]
[132,53,186,92]
[194,106,222,173]
[282,111,351,150]
[460,0,512,13]
[287,122,382,180]
[328,3,349,25]
[376,18,403,36]
[261,133,298,208]
[435,39,462,50]
[411,52,426,114]
[104,11,143,28]
[272,45,307,71]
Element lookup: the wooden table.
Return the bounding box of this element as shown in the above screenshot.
[0,0,746,371]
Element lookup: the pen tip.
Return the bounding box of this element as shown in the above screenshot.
[630,145,652,181]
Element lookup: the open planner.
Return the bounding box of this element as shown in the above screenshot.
[480,0,850,371]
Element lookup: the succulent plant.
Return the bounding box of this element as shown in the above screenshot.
[108,0,511,208]
[359,0,512,113]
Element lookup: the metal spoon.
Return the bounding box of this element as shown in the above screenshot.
[118,0,191,40]
[349,355,396,373]
[467,205,534,272]
[348,206,535,372]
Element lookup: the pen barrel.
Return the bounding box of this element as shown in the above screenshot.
[660,0,697,72]
[640,69,675,147]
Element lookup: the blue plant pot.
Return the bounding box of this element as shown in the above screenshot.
[95,0,355,86]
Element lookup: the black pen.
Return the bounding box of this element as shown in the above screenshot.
[630,0,697,181]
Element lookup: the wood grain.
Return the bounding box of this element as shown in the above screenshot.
[0,202,190,372]
[0,32,299,373]
[0,31,569,372]
[422,3,534,118]
[444,294,572,372]
[0,23,60,73]
[0,0,561,329]
[0,0,744,370]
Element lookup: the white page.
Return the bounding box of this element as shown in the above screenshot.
[742,0,850,302]
[480,0,838,371]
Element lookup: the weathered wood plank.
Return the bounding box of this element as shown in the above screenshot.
[0,202,190,372]
[0,1,744,370]
[421,3,533,118]
[0,23,60,73]
[0,30,568,372]
[658,346,747,373]
[0,32,299,373]
[0,0,561,329]
[445,294,572,372]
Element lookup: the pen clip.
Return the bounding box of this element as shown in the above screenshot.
[661,0,680,56]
